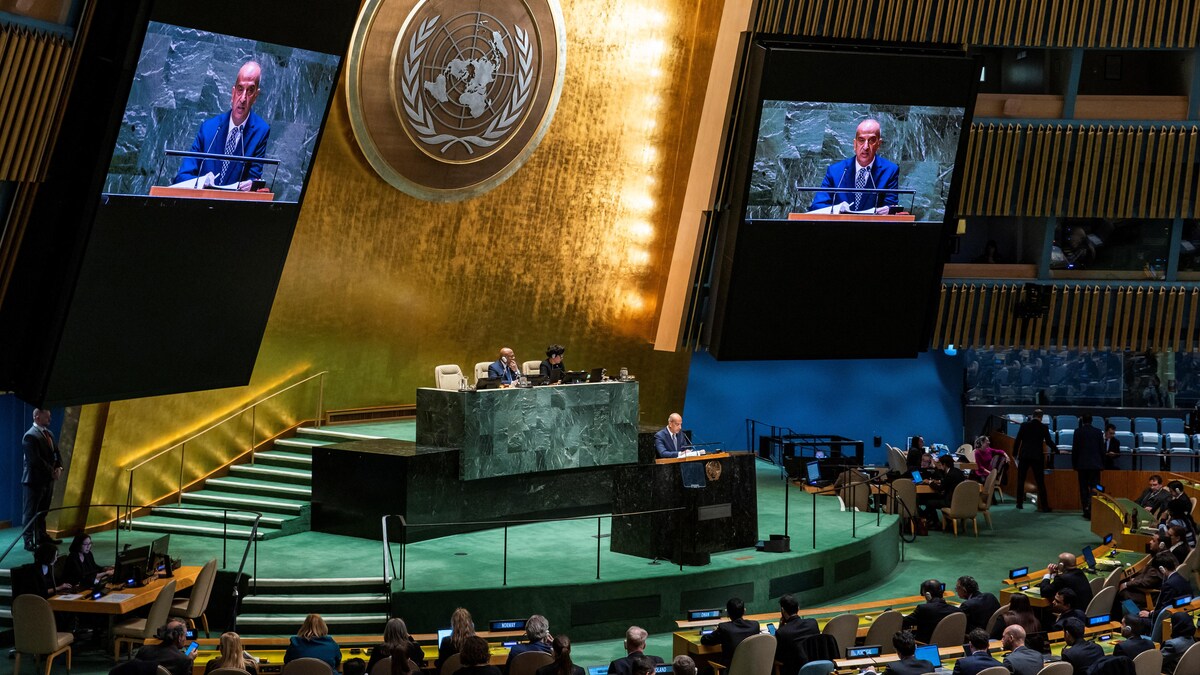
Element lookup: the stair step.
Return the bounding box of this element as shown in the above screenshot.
[236,613,389,631]
[204,478,311,499]
[253,451,313,468]
[272,439,328,452]
[182,491,306,515]
[296,427,384,442]
[243,594,388,605]
[242,594,389,613]
[151,506,288,528]
[251,577,386,595]
[229,465,312,485]
[129,516,265,540]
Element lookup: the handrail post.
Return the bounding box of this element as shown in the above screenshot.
[400,517,407,592]
[223,509,228,568]
[316,372,325,428]
[178,442,187,504]
[250,406,257,465]
[125,471,135,530]
[595,517,602,580]
[502,523,508,587]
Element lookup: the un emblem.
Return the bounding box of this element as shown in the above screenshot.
[347,0,566,201]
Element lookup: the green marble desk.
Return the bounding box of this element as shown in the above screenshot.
[416,381,639,480]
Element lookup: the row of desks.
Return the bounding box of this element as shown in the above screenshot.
[1000,545,1150,607]
[48,566,201,615]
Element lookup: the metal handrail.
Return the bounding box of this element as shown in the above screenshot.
[381,506,691,596]
[123,371,327,527]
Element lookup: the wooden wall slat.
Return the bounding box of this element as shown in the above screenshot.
[0,27,71,182]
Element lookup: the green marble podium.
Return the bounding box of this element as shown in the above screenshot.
[416,381,640,480]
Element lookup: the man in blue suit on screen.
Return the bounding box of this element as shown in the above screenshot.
[173,61,270,190]
[809,118,901,214]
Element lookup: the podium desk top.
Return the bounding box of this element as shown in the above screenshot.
[787,212,915,222]
[148,186,274,201]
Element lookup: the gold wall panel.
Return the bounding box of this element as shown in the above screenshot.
[65,0,723,515]
[754,0,1200,48]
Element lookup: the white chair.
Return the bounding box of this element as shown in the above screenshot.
[521,360,541,375]
[821,613,858,658]
[1085,586,1116,617]
[113,578,176,659]
[12,594,73,675]
[864,610,903,653]
[978,470,998,529]
[370,658,419,675]
[727,633,776,675]
[439,654,462,675]
[1034,662,1073,675]
[926,611,967,647]
[1130,648,1162,675]
[984,604,1008,635]
[886,445,907,473]
[172,558,217,637]
[281,658,334,675]
[473,362,491,384]
[510,652,554,675]
[434,364,464,390]
[1168,641,1200,675]
[941,480,982,536]
[890,479,918,533]
[975,668,1008,675]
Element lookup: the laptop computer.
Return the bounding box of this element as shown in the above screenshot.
[475,377,501,390]
[1081,546,1097,573]
[806,461,832,488]
[589,367,606,383]
[914,645,951,674]
[562,371,588,384]
[587,667,608,675]
[911,471,923,485]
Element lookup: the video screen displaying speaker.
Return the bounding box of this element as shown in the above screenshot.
[704,41,981,360]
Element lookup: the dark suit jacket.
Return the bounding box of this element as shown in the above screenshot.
[1039,569,1094,610]
[173,110,270,184]
[1002,646,1044,675]
[959,592,1001,633]
[487,359,520,384]
[809,156,901,210]
[21,424,61,486]
[885,657,934,675]
[1014,420,1054,461]
[539,360,565,383]
[951,650,1002,675]
[1062,640,1104,675]
[699,618,761,665]
[606,651,663,675]
[1072,424,1106,471]
[1112,637,1155,660]
[902,598,962,644]
[774,614,820,675]
[1153,572,1191,618]
[1137,487,1171,513]
[135,642,194,675]
[654,427,686,458]
[1052,608,1087,630]
[506,641,552,669]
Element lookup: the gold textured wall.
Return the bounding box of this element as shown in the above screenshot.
[64,0,725,518]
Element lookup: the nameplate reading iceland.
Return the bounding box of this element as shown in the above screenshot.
[347,0,567,201]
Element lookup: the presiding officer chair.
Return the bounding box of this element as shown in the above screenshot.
[473,362,490,385]
[434,364,464,390]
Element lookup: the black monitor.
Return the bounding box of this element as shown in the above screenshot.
[148,534,171,574]
[687,608,722,621]
[115,545,151,585]
[806,460,821,483]
[489,619,526,632]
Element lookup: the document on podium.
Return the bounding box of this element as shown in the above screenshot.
[168,173,243,191]
[806,202,878,215]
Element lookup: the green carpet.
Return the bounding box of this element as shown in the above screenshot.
[314,420,416,440]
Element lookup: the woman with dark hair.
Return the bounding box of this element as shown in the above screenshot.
[437,607,475,669]
[535,635,583,675]
[906,437,926,473]
[1160,610,1195,673]
[540,345,566,384]
[452,636,500,675]
[990,593,1041,639]
[367,618,426,674]
[31,543,71,597]
[61,533,112,587]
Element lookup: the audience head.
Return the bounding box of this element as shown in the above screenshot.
[1056,552,1077,569]
[156,618,188,647]
[920,579,944,599]
[1122,615,1151,638]
[1104,423,1115,434]
[298,613,329,640]
[1155,551,1179,575]
[967,628,989,652]
[1061,617,1085,644]
[526,614,550,642]
[972,436,989,449]
[1001,625,1026,649]
[545,344,565,360]
[68,534,91,556]
[1148,475,1163,490]
[1167,524,1188,546]
[33,542,58,566]
[460,636,491,667]
[343,659,367,675]
[1032,409,1044,421]
[218,632,244,658]
[892,630,916,658]
[624,626,648,652]
[1167,480,1184,495]
[778,594,799,616]
[938,455,955,469]
[1079,415,1093,426]
[671,656,697,675]
[911,436,924,449]
[726,597,746,620]
[383,617,410,645]
[551,634,572,661]
[955,576,979,599]
[1056,588,1078,612]
[1008,592,1033,614]
[450,607,474,646]
[629,656,656,675]
[1170,610,1195,639]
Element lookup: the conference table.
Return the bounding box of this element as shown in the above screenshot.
[48,565,200,615]
[1090,494,1156,551]
[999,546,1148,607]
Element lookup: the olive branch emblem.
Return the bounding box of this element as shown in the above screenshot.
[400,15,534,155]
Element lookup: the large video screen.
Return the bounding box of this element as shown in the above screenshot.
[103,21,341,203]
[748,101,965,222]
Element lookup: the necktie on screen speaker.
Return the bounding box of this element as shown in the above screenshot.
[854,167,868,211]
[221,125,242,184]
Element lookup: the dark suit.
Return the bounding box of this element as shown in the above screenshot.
[774,614,820,675]
[654,427,688,458]
[885,657,934,675]
[1014,419,1054,510]
[606,651,663,675]
[173,110,270,185]
[951,650,1002,675]
[699,618,760,666]
[1112,637,1155,660]
[134,642,194,675]
[506,641,552,669]
[958,592,1001,633]
[1152,572,1191,619]
[1071,424,1105,517]
[1039,568,1094,611]
[539,360,565,383]
[1002,646,1044,675]
[487,359,520,385]
[1137,487,1171,514]
[1052,608,1087,630]
[22,423,62,547]
[902,598,962,644]
[809,156,901,211]
[1061,640,1104,675]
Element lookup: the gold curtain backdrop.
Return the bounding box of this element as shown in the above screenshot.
[62,0,724,522]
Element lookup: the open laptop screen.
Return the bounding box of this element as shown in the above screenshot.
[914,645,940,667]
